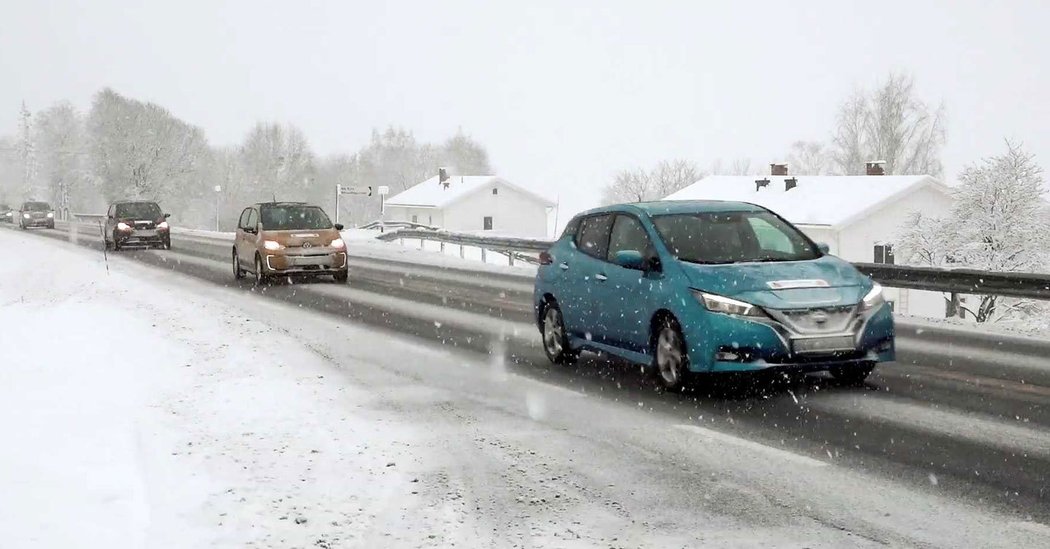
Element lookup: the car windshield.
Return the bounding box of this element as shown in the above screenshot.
[652,211,821,264]
[24,202,50,211]
[260,205,332,231]
[115,202,162,219]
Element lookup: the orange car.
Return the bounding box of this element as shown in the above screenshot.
[232,202,348,283]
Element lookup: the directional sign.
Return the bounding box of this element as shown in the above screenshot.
[338,185,372,196]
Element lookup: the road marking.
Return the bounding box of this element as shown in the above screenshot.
[1008,521,1050,537]
[518,377,587,398]
[673,424,827,467]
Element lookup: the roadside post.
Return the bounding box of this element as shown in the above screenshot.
[377,185,390,232]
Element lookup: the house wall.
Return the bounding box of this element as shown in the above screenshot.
[443,182,550,237]
[385,206,442,227]
[836,184,954,318]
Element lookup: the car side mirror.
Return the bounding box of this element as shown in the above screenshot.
[334,223,344,231]
[613,250,647,270]
[816,242,830,254]
[164,213,171,219]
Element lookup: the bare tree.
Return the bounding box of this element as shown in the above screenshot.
[830,73,947,176]
[601,168,651,204]
[239,122,315,201]
[785,140,830,175]
[708,157,760,176]
[601,159,702,205]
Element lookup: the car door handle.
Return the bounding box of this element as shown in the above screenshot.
[559,263,569,270]
[595,274,608,281]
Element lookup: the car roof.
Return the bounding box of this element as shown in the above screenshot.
[575,200,767,218]
[112,200,159,205]
[254,201,316,208]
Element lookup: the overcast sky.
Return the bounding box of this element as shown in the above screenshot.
[1,0,1048,215]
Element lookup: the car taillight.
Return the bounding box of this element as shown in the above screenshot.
[539,251,553,265]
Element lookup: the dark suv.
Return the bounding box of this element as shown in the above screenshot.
[104,200,171,250]
[18,201,55,229]
[0,204,13,223]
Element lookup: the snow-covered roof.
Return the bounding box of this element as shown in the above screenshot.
[664,175,948,227]
[386,175,556,209]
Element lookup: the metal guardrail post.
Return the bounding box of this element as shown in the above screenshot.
[481,248,487,263]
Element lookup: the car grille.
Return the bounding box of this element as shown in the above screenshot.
[769,305,857,335]
[132,220,156,230]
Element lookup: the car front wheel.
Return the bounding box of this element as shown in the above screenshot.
[653,317,690,391]
[333,269,348,283]
[541,300,577,365]
[254,255,267,285]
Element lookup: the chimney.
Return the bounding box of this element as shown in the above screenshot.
[755,178,770,192]
[770,163,788,176]
[866,161,886,176]
[439,167,450,188]
[785,177,798,191]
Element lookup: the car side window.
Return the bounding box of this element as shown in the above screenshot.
[246,209,259,230]
[575,214,614,260]
[238,208,251,230]
[607,215,653,264]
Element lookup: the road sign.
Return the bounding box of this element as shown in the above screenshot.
[377,185,390,196]
[338,185,372,196]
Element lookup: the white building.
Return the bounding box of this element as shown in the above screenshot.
[385,175,556,237]
[664,166,954,318]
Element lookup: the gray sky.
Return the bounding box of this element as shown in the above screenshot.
[2,0,1048,216]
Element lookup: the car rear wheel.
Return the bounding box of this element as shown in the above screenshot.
[254,255,267,285]
[653,318,690,391]
[829,362,875,385]
[232,249,245,279]
[541,300,577,365]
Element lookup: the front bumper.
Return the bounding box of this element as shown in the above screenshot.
[263,249,347,275]
[683,302,895,373]
[116,229,168,245]
[22,217,54,227]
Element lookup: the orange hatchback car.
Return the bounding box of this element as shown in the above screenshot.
[232,202,348,283]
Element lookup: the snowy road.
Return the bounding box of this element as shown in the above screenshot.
[2,226,1050,548]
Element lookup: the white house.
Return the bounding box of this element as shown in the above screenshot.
[385,175,556,237]
[664,165,955,318]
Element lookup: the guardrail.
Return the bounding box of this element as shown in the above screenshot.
[376,228,1050,300]
[376,228,550,265]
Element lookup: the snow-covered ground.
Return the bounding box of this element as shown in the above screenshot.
[0,232,439,548]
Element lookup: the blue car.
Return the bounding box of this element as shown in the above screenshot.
[533,201,894,390]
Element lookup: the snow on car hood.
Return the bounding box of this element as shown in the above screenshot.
[678,254,870,309]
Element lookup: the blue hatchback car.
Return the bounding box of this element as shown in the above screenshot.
[533,201,894,390]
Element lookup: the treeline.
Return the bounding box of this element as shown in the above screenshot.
[0,88,492,230]
[602,72,948,204]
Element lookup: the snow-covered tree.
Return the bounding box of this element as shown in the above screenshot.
[86,88,209,207]
[239,122,315,201]
[831,73,947,177]
[34,102,86,212]
[898,140,1048,322]
[441,128,492,176]
[18,102,39,198]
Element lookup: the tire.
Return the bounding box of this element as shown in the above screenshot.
[652,316,690,391]
[47,223,54,229]
[233,249,245,279]
[540,299,577,365]
[113,233,122,251]
[163,237,172,251]
[333,269,348,283]
[829,362,876,385]
[254,254,267,285]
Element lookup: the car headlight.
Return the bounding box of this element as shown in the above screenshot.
[46,212,54,218]
[329,238,345,249]
[158,221,169,230]
[23,213,31,219]
[692,290,765,317]
[263,240,282,251]
[116,222,131,231]
[860,283,885,310]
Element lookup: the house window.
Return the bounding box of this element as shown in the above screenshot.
[874,244,895,264]
[483,216,493,230]
[492,188,498,195]
[411,215,418,223]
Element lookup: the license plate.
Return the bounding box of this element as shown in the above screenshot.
[792,335,856,354]
[134,230,157,237]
